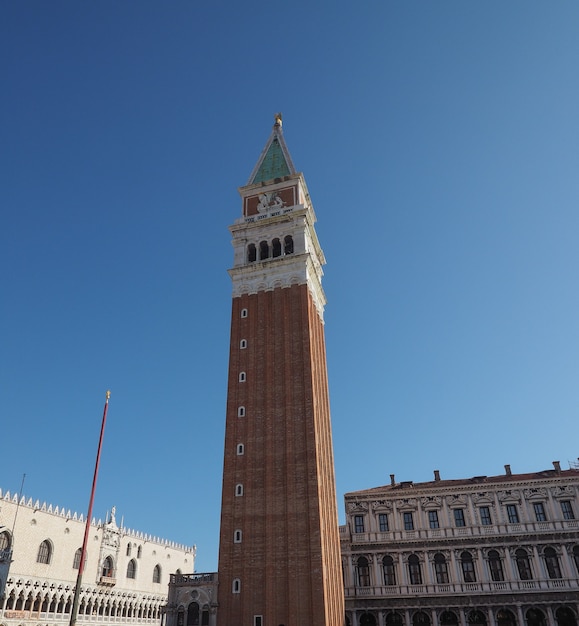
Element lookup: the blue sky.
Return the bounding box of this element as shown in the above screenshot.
[2,2,578,573]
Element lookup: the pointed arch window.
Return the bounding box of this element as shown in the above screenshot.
[137,545,142,558]
[73,548,82,569]
[102,556,114,577]
[127,559,137,579]
[235,484,244,497]
[153,564,161,584]
[0,531,11,551]
[37,540,52,564]
[126,543,132,556]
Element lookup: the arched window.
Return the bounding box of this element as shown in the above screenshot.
[408,554,422,585]
[187,602,200,626]
[440,612,459,626]
[272,238,281,258]
[487,550,504,581]
[236,443,244,455]
[413,612,430,626]
[461,551,476,582]
[239,371,246,382]
[240,339,247,349]
[259,241,269,260]
[137,545,142,558]
[360,614,377,626]
[544,547,562,579]
[232,578,241,593]
[385,613,404,626]
[73,548,82,569]
[468,611,487,626]
[496,610,516,626]
[238,406,245,417]
[356,556,371,587]
[235,484,243,496]
[241,308,248,318]
[515,548,532,580]
[573,545,579,575]
[102,556,114,577]
[126,543,132,556]
[382,555,396,585]
[0,531,11,551]
[284,235,294,255]
[37,540,52,564]
[526,609,546,626]
[555,608,577,626]
[127,559,137,579]
[234,530,242,543]
[247,244,257,263]
[434,553,449,584]
[153,564,161,583]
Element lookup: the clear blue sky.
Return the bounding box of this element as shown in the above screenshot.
[2,2,578,573]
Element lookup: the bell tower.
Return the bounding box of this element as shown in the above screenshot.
[216,115,344,626]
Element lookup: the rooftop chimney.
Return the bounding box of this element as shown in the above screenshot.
[434,470,441,482]
[553,461,561,474]
[390,474,396,486]
[504,464,512,476]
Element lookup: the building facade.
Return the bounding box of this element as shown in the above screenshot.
[341,463,579,626]
[215,115,344,626]
[0,489,195,626]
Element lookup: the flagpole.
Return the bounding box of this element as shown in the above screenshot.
[69,390,111,626]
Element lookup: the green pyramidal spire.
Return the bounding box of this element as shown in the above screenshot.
[248,113,296,184]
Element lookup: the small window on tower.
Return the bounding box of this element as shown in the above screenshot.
[240,339,247,349]
[236,444,244,455]
[234,530,242,543]
[259,241,269,260]
[239,372,246,382]
[254,617,263,626]
[235,484,244,497]
[237,406,245,417]
[284,235,294,255]
[232,578,241,593]
[272,238,281,258]
[247,244,257,263]
[241,308,248,318]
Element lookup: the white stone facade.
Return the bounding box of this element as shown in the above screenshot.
[341,463,579,626]
[0,489,195,626]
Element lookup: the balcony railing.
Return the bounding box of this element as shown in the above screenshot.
[169,572,217,586]
[344,577,579,598]
[351,519,579,543]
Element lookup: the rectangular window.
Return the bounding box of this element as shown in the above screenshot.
[378,513,389,532]
[479,506,492,526]
[506,504,519,523]
[403,512,414,531]
[254,617,263,626]
[354,515,365,534]
[428,511,439,529]
[561,501,575,520]
[533,502,547,522]
[454,509,466,527]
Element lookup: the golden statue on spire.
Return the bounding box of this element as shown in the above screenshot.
[274,112,282,127]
